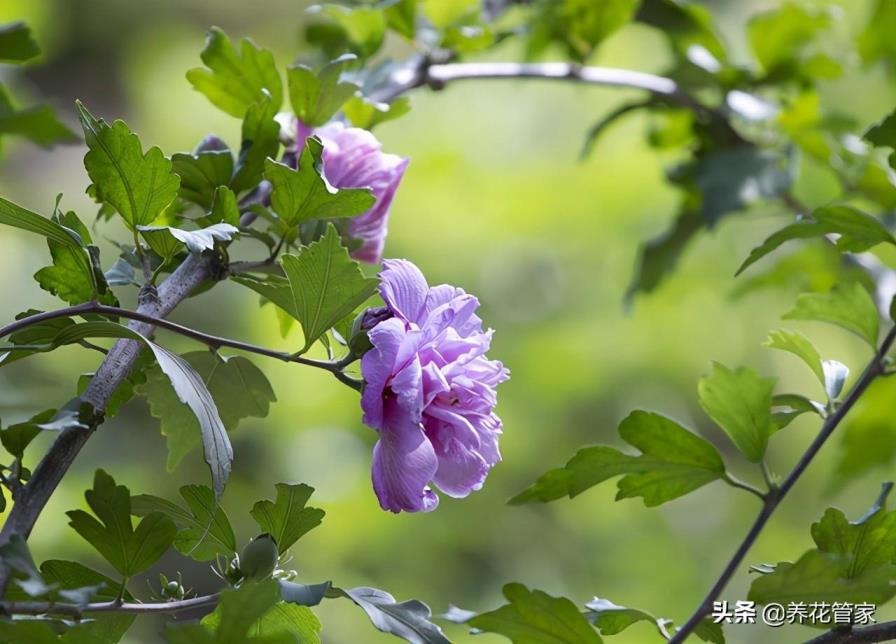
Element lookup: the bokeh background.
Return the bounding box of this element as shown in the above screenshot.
[2,1,896,642]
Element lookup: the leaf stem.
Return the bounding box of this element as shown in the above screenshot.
[720,473,766,501]
[668,325,896,643]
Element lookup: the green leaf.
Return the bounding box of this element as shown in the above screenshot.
[526,0,639,62]
[210,186,240,226]
[234,225,378,352]
[783,283,880,348]
[584,597,656,636]
[747,3,830,74]
[172,149,235,209]
[0,535,55,597]
[510,411,725,506]
[250,483,325,552]
[231,94,280,194]
[287,55,358,128]
[0,22,40,62]
[737,206,895,275]
[750,486,896,608]
[0,196,84,248]
[626,210,702,300]
[334,586,450,644]
[77,102,180,230]
[343,95,411,130]
[137,351,272,485]
[764,329,824,384]
[279,580,331,607]
[469,583,602,644]
[131,484,236,561]
[0,90,79,147]
[203,599,322,644]
[311,5,386,58]
[35,211,117,306]
[858,0,896,67]
[698,363,776,462]
[635,0,726,62]
[0,409,65,460]
[265,141,375,227]
[693,146,792,226]
[66,469,176,577]
[772,393,824,430]
[187,27,282,118]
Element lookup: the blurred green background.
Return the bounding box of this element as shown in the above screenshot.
[2,1,896,642]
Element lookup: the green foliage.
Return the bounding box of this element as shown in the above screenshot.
[131,484,236,561]
[78,102,180,230]
[738,206,895,275]
[764,329,847,402]
[783,283,880,348]
[234,225,378,352]
[138,222,238,255]
[469,583,602,643]
[265,140,374,226]
[343,95,411,130]
[66,469,177,578]
[331,586,450,644]
[138,351,274,478]
[749,485,896,608]
[0,22,40,62]
[231,93,281,193]
[526,0,640,62]
[287,55,359,128]
[698,363,776,462]
[187,27,282,118]
[511,410,725,506]
[172,147,235,209]
[747,3,833,79]
[250,483,325,552]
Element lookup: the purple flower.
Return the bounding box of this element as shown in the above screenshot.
[294,120,408,264]
[360,260,509,513]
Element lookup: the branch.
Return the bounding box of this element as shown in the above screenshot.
[808,621,896,644]
[0,254,216,593]
[668,325,896,643]
[0,301,357,383]
[1,593,220,617]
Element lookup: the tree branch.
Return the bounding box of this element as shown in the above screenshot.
[1,593,220,617]
[0,254,216,593]
[807,621,896,643]
[668,325,896,643]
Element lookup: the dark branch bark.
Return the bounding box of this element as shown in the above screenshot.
[807,621,896,643]
[668,326,896,643]
[0,253,216,592]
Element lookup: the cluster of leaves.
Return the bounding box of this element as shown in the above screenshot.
[0,22,76,148]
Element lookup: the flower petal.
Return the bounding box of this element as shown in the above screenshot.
[379,259,429,323]
[371,398,439,513]
[360,318,407,429]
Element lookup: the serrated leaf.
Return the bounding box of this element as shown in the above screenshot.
[469,583,602,644]
[187,27,282,118]
[0,22,40,62]
[234,225,378,352]
[250,483,325,552]
[66,469,176,577]
[698,363,776,462]
[783,283,880,348]
[131,484,236,561]
[77,102,180,230]
[265,140,374,227]
[137,352,270,491]
[738,206,895,275]
[334,586,451,644]
[510,411,725,506]
[287,55,359,128]
[172,149,235,209]
[231,93,280,193]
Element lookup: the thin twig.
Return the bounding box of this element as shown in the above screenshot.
[0,301,355,381]
[669,326,896,643]
[720,473,767,502]
[1,593,220,617]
